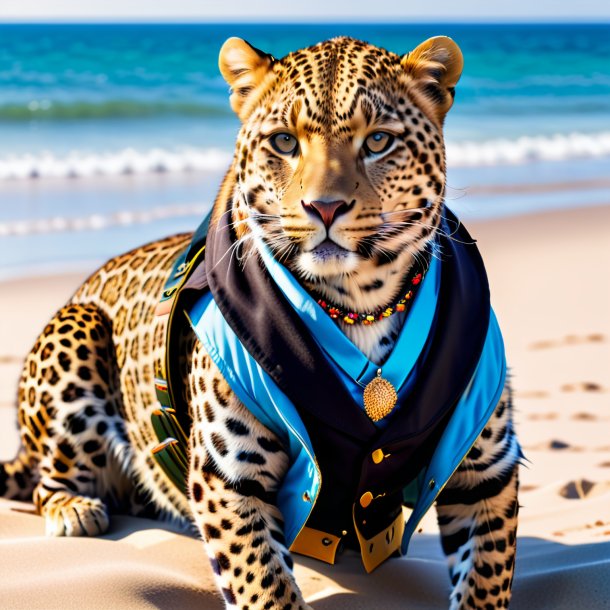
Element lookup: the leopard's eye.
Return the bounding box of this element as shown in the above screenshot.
[269,133,299,156]
[363,131,394,156]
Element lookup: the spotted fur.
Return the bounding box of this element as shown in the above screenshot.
[2,36,519,609]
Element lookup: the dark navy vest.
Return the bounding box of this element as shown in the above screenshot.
[152,204,504,570]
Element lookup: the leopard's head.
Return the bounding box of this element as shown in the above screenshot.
[219,36,462,311]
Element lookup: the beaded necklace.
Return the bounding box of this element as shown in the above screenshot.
[316,262,427,326]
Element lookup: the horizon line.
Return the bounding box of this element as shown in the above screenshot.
[1,18,609,25]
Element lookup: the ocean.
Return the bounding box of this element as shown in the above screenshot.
[1,23,609,277]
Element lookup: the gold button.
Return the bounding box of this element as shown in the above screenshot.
[303,491,311,502]
[341,530,348,536]
[371,449,384,464]
[360,491,374,508]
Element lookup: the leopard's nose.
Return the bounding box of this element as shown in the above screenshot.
[301,199,354,229]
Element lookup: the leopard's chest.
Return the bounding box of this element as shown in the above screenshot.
[342,315,404,365]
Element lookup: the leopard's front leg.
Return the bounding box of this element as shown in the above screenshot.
[187,345,310,610]
[436,385,520,610]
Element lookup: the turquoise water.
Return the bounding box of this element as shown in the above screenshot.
[2,23,609,152]
[0,23,609,276]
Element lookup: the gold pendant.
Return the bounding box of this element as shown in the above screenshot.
[363,369,397,422]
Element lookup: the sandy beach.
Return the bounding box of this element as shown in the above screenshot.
[1,204,609,609]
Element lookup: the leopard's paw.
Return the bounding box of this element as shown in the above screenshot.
[43,492,109,537]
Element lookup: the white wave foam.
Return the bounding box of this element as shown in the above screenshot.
[0,132,609,182]
[0,147,232,181]
[0,202,208,237]
[447,131,610,167]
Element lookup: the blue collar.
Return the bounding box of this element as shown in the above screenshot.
[256,240,440,404]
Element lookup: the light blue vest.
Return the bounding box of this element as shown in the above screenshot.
[186,244,506,557]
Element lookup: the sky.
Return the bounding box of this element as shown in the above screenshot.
[2,0,610,22]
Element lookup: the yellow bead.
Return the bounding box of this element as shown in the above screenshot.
[371,449,384,464]
[360,491,373,508]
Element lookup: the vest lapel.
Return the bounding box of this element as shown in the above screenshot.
[376,209,490,448]
[205,204,377,442]
[255,237,440,400]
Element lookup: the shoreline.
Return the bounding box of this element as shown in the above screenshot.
[2,156,609,278]
[1,200,608,281]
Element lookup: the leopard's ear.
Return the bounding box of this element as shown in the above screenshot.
[401,36,463,124]
[219,37,275,120]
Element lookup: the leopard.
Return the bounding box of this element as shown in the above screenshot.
[1,35,521,610]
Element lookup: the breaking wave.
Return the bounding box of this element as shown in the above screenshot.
[0,147,232,180]
[0,132,609,182]
[446,131,610,167]
[0,99,230,121]
[0,202,208,237]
